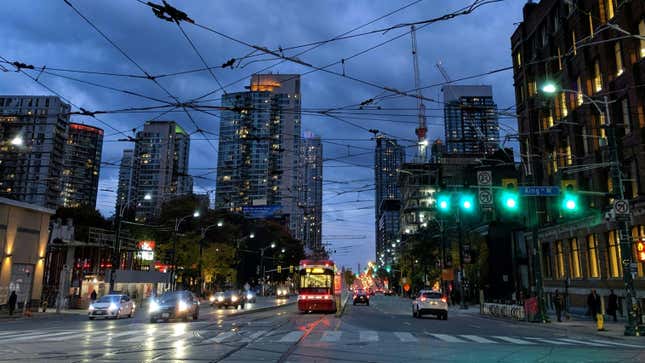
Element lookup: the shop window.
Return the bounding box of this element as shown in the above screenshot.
[576,77,584,107]
[632,226,645,278]
[570,238,582,278]
[572,31,577,56]
[607,230,622,278]
[555,240,566,279]
[587,234,600,278]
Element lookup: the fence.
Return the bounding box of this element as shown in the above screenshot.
[480,302,525,321]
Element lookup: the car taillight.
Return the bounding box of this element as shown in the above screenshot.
[441,297,447,303]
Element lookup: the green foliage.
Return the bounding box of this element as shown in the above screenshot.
[53,205,110,241]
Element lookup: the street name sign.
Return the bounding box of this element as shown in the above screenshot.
[519,186,560,196]
[478,189,493,205]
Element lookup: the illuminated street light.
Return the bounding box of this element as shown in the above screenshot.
[217,221,223,227]
[541,83,557,93]
[270,242,276,249]
[10,136,23,146]
[250,233,255,239]
[144,193,152,200]
[193,211,200,218]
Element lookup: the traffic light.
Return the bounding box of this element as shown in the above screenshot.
[637,240,645,262]
[459,193,475,212]
[500,178,519,212]
[561,180,579,213]
[277,265,282,273]
[289,265,294,273]
[437,193,451,212]
[385,265,392,273]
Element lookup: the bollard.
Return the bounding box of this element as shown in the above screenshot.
[596,313,604,331]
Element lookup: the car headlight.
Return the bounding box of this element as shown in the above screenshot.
[108,303,118,311]
[178,300,188,312]
[149,300,160,313]
[217,296,224,302]
[209,295,215,302]
[88,304,95,311]
[246,294,253,300]
[231,296,238,302]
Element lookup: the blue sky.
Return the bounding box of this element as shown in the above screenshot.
[0,0,526,270]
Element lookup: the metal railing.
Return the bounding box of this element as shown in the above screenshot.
[481,302,525,321]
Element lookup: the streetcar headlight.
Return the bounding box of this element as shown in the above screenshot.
[217,296,224,302]
[246,294,253,300]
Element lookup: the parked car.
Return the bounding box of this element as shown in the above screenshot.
[89,294,135,320]
[149,290,200,323]
[412,290,448,320]
[353,289,369,306]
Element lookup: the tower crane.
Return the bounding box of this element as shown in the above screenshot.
[410,25,427,162]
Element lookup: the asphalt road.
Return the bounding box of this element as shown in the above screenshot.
[0,295,643,362]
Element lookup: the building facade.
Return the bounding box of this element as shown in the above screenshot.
[443,85,500,156]
[131,121,192,221]
[61,123,103,208]
[374,136,405,264]
[215,74,302,236]
[0,96,70,209]
[295,132,323,252]
[512,0,645,313]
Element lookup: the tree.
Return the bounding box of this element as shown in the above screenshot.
[53,205,110,241]
[343,269,356,287]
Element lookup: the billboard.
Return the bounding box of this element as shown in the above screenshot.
[242,205,282,219]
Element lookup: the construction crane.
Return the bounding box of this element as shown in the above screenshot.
[410,25,427,162]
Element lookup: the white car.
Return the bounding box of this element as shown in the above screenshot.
[89,294,135,320]
[412,290,448,320]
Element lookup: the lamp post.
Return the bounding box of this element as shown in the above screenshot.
[170,211,200,291]
[542,83,640,335]
[259,242,276,296]
[198,221,223,295]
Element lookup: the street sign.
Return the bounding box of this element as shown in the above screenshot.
[242,205,282,219]
[519,186,560,196]
[477,171,492,186]
[614,200,630,215]
[478,189,493,205]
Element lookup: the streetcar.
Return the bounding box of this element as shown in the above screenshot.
[297,259,338,313]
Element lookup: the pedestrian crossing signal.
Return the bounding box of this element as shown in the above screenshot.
[637,241,645,262]
[277,265,282,273]
[289,265,294,273]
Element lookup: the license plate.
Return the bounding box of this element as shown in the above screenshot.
[162,313,169,318]
[95,311,106,315]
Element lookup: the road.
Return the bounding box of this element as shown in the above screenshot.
[0,295,643,362]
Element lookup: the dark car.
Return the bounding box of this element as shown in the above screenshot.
[214,290,245,309]
[148,290,200,323]
[353,289,369,306]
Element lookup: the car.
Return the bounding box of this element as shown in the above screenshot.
[213,290,245,309]
[89,294,135,320]
[353,289,369,306]
[276,287,290,299]
[244,290,257,303]
[384,290,394,296]
[412,290,448,320]
[149,290,200,323]
[209,292,226,306]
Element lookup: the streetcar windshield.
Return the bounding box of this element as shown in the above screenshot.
[299,270,332,294]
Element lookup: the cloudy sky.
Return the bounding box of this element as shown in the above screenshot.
[0,0,526,270]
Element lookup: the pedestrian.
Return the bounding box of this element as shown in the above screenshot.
[90,289,97,302]
[8,291,17,316]
[587,289,601,322]
[554,289,564,322]
[607,289,618,322]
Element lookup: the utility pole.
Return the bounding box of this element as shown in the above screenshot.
[109,207,123,294]
[457,207,467,309]
[604,95,640,336]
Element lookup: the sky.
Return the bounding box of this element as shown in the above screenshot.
[0,0,527,271]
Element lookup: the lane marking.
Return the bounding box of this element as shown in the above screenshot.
[557,338,610,347]
[41,331,83,341]
[459,335,497,344]
[587,339,644,348]
[359,330,378,342]
[524,337,572,345]
[207,331,236,343]
[492,336,536,345]
[278,331,304,343]
[247,330,268,341]
[429,333,466,343]
[321,331,342,342]
[393,332,417,342]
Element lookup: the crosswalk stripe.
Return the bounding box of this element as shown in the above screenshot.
[394,332,418,342]
[359,330,378,342]
[40,331,81,341]
[492,336,535,345]
[459,335,497,344]
[108,331,142,339]
[557,338,610,347]
[429,334,466,343]
[524,337,572,345]
[247,330,268,341]
[321,331,342,342]
[279,331,304,343]
[207,331,236,343]
[4,331,60,342]
[587,339,644,348]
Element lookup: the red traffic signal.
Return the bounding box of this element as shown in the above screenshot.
[637,241,645,262]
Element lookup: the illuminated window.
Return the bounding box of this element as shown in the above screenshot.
[614,42,623,76]
[572,31,577,56]
[560,92,568,118]
[593,61,602,92]
[557,47,562,70]
[576,77,583,107]
[607,230,622,278]
[640,21,645,58]
[587,235,600,277]
[528,80,537,97]
[569,238,582,278]
[555,240,566,279]
[599,0,606,23]
[605,0,614,20]
[515,52,521,68]
[633,226,645,278]
[565,137,572,165]
[588,12,594,36]
[631,160,639,198]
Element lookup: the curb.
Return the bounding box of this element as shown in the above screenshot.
[336,294,350,317]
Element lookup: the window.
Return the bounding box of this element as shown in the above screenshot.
[605,0,614,20]
[528,80,537,97]
[576,77,584,106]
[565,137,572,165]
[593,61,602,92]
[631,160,639,198]
[640,21,645,59]
[633,226,645,278]
[572,31,577,56]
[587,234,600,278]
[555,240,566,279]
[607,230,622,278]
[622,99,631,134]
[570,238,582,278]
[560,92,568,118]
[599,0,606,23]
[614,42,623,76]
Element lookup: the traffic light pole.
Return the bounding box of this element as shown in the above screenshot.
[603,95,640,336]
[457,208,467,309]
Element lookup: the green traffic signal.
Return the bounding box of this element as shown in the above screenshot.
[561,192,579,212]
[437,193,451,212]
[501,191,519,211]
[459,194,475,212]
[385,265,391,273]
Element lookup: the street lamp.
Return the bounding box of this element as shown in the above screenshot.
[143,193,152,200]
[170,211,200,291]
[10,135,23,146]
[259,242,276,296]
[217,221,223,228]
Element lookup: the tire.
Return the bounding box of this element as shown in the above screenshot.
[443,312,448,320]
[412,307,418,318]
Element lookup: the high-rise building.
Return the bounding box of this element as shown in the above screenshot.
[374,136,405,264]
[443,85,500,155]
[215,74,301,235]
[132,121,192,221]
[61,123,103,208]
[0,96,70,209]
[116,149,134,215]
[296,132,323,252]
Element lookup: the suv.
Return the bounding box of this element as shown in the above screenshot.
[412,290,448,320]
[353,288,369,306]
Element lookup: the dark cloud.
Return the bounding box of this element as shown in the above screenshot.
[0,0,524,269]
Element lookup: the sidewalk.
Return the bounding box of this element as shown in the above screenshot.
[0,308,88,321]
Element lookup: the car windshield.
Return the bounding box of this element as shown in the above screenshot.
[421,292,442,299]
[158,292,185,304]
[214,292,225,297]
[95,295,120,303]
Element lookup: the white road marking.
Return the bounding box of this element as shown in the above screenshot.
[278,331,304,343]
[394,332,418,342]
[247,330,268,341]
[557,338,610,347]
[459,335,497,344]
[524,337,572,345]
[3,331,65,342]
[359,330,379,342]
[492,336,536,345]
[429,334,466,343]
[207,331,236,343]
[321,331,342,342]
[587,339,644,348]
[40,331,83,341]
